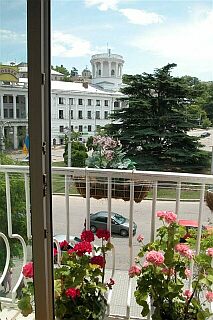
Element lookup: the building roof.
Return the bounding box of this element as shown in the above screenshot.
[17,78,123,96]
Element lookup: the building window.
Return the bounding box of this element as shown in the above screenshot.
[3,109,8,118]
[59,125,64,133]
[59,110,64,119]
[9,96,13,103]
[71,125,73,132]
[59,97,65,104]
[104,111,108,119]
[96,100,100,106]
[79,125,83,132]
[78,98,83,105]
[88,99,92,106]
[9,109,13,118]
[98,69,101,75]
[16,96,19,103]
[87,111,92,119]
[70,110,73,119]
[78,110,83,119]
[59,138,64,145]
[3,96,7,103]
[104,100,109,106]
[114,101,119,108]
[111,69,115,76]
[69,98,74,105]
[88,125,92,132]
[96,111,100,119]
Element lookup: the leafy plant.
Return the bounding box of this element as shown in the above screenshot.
[86,135,135,170]
[130,211,213,320]
[18,230,115,319]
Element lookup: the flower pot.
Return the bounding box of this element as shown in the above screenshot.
[205,189,213,210]
[75,177,150,203]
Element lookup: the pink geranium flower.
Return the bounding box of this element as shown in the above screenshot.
[206,291,213,302]
[175,244,194,259]
[146,251,164,266]
[156,210,177,224]
[206,248,213,257]
[137,234,144,243]
[128,265,142,278]
[184,289,192,300]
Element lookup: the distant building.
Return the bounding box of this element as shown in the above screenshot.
[0,50,125,149]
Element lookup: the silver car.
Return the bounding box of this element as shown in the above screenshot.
[90,211,137,237]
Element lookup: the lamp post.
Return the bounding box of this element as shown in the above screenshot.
[67,98,72,167]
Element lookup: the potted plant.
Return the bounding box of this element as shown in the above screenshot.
[129,211,213,320]
[18,229,115,319]
[75,135,150,202]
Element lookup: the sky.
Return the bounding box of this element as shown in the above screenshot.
[0,0,213,81]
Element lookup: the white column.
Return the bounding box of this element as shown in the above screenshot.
[25,95,28,119]
[13,94,17,119]
[101,61,103,77]
[13,125,18,149]
[0,95,4,119]
[115,63,118,77]
[108,62,111,77]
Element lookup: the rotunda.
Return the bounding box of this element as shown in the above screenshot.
[90,49,124,91]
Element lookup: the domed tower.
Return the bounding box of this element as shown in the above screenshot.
[90,49,124,91]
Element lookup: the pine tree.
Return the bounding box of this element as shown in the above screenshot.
[107,64,210,172]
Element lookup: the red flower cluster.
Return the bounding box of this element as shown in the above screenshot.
[96,229,110,241]
[65,287,80,299]
[60,240,69,250]
[68,241,92,256]
[22,262,34,278]
[90,255,105,268]
[81,230,94,243]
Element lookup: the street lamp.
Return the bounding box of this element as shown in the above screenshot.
[67,98,72,167]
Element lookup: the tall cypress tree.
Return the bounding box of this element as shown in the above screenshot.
[107,63,210,172]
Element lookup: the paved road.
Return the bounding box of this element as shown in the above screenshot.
[52,195,213,271]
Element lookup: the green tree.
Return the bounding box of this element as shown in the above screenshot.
[52,65,70,81]
[63,140,88,167]
[0,154,27,271]
[107,64,210,172]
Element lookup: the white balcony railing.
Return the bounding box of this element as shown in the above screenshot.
[0,165,213,319]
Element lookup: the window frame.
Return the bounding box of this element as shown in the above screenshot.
[28,1,54,318]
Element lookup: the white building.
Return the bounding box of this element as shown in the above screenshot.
[0,50,125,149]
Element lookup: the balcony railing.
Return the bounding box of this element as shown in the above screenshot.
[0,165,213,319]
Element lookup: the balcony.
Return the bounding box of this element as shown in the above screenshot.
[0,165,213,319]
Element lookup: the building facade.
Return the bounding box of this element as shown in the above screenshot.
[0,50,125,149]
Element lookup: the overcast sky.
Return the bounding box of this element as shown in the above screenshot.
[1,0,213,81]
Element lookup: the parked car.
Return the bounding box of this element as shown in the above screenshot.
[200,131,210,138]
[89,211,137,237]
[179,219,213,242]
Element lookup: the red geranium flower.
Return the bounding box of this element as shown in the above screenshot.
[53,248,58,256]
[22,262,34,278]
[96,229,110,241]
[65,287,80,299]
[90,255,105,268]
[60,240,69,250]
[81,230,95,242]
[71,241,92,256]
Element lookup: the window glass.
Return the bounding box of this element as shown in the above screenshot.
[59,109,64,119]
[78,98,83,105]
